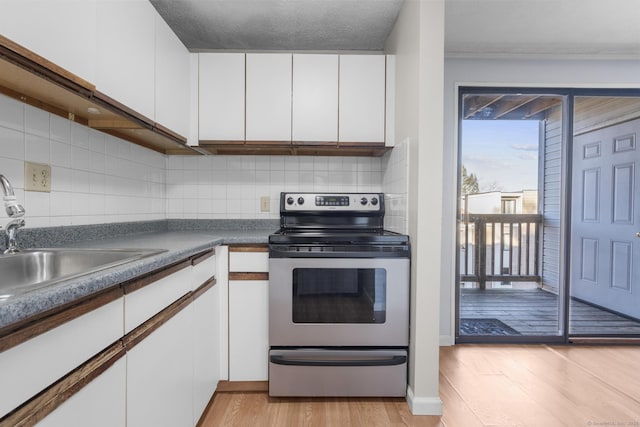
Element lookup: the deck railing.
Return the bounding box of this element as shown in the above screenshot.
[460,213,542,289]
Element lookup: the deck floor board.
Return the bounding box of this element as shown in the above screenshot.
[460,288,640,335]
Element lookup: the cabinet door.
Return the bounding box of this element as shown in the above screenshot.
[198,53,245,141]
[0,298,124,418]
[0,0,97,83]
[127,307,193,427]
[292,54,338,142]
[192,285,220,424]
[338,55,386,143]
[36,358,126,427]
[246,53,292,141]
[96,0,156,120]
[124,265,193,334]
[155,14,190,138]
[228,280,269,381]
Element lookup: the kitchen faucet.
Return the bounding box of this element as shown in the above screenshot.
[0,174,26,254]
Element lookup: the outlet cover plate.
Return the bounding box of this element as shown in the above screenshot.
[260,196,270,212]
[25,161,51,192]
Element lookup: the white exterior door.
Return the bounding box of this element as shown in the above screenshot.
[571,118,640,319]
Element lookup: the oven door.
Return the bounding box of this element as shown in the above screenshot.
[269,257,410,347]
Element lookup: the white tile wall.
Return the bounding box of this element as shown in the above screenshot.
[382,138,409,234]
[0,94,166,228]
[0,93,405,227]
[166,155,383,219]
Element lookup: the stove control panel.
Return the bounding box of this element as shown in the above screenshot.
[281,193,383,212]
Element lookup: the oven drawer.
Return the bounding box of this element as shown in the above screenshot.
[268,349,407,397]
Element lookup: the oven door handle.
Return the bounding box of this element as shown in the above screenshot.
[269,354,406,367]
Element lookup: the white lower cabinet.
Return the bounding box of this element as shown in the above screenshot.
[127,305,194,427]
[2,249,221,427]
[36,357,127,427]
[228,280,269,381]
[0,297,124,419]
[192,284,220,423]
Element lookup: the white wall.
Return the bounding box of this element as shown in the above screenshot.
[440,57,640,343]
[0,94,166,227]
[385,0,444,416]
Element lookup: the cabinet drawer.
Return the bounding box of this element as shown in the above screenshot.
[229,249,268,273]
[124,265,193,334]
[192,251,216,291]
[0,297,124,418]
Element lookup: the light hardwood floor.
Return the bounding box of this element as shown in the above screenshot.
[200,345,640,426]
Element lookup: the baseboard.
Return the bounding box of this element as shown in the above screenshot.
[406,386,443,415]
[440,335,455,346]
[216,380,269,392]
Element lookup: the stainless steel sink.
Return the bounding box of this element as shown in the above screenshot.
[0,248,166,298]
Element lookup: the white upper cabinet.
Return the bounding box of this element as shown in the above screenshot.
[292,54,339,143]
[96,0,156,120]
[246,53,292,141]
[0,0,97,84]
[338,55,386,143]
[199,53,245,141]
[155,14,190,138]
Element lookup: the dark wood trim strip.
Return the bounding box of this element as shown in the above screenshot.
[0,286,123,353]
[193,277,217,300]
[122,259,192,295]
[122,292,192,352]
[229,245,268,252]
[229,272,269,281]
[0,341,126,427]
[154,122,188,145]
[192,249,215,266]
[0,35,95,94]
[214,381,269,393]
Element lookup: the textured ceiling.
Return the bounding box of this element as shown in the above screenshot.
[151,0,640,57]
[150,0,405,51]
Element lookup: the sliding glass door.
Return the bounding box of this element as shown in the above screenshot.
[569,95,640,338]
[457,88,565,342]
[457,88,640,343]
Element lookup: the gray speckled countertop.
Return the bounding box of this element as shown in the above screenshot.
[0,227,275,330]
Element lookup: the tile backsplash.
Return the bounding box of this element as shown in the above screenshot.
[166,155,382,220]
[0,93,407,230]
[0,94,165,227]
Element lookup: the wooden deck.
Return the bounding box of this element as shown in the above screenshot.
[460,288,640,336]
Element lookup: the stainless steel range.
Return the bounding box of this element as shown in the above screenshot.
[268,192,410,397]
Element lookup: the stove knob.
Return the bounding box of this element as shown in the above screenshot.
[286,196,294,205]
[371,197,379,206]
[360,197,368,206]
[297,196,305,205]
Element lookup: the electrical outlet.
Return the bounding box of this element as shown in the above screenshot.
[24,161,51,192]
[260,196,270,212]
